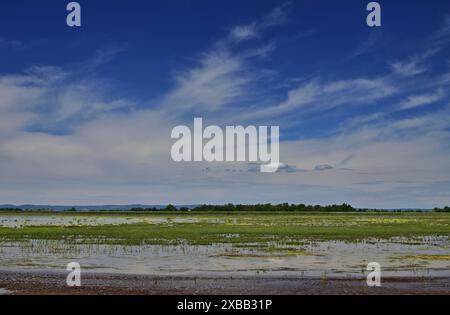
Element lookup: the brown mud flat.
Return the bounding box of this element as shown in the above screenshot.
[0,270,449,295]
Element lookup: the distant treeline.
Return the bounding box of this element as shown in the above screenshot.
[0,203,356,212]
[0,204,444,212]
[130,203,356,212]
[433,206,450,212]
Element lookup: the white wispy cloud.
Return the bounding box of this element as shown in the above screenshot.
[230,24,258,41]
[238,77,396,122]
[227,2,291,43]
[163,50,251,113]
[390,48,440,77]
[432,15,450,43]
[398,89,446,110]
[390,59,428,77]
[162,4,290,116]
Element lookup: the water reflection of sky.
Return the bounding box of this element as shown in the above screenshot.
[0,237,448,278]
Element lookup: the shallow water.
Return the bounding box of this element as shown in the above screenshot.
[0,237,449,277]
[0,288,11,295]
[0,214,223,228]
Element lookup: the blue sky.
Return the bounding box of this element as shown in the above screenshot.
[1,0,450,208]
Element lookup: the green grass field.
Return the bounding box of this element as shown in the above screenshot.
[1,211,449,246]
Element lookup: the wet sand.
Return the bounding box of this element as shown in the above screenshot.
[0,270,449,295]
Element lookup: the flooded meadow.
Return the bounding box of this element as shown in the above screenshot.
[0,212,449,278]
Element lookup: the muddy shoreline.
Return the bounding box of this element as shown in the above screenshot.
[0,270,449,295]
